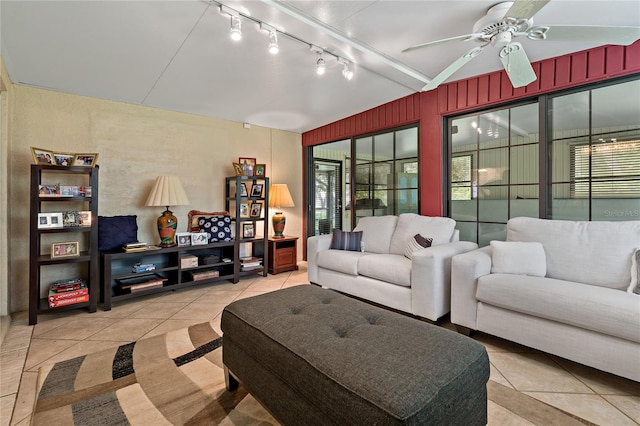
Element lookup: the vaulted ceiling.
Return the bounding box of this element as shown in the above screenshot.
[2,1,639,133]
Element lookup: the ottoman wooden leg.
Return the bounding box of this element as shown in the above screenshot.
[224,365,239,391]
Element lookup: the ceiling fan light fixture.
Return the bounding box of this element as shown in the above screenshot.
[527,26,549,40]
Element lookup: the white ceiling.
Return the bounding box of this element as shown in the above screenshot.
[2,1,639,133]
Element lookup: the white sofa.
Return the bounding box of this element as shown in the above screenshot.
[307,214,478,321]
[451,217,640,381]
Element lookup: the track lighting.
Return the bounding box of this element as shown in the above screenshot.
[220,5,242,41]
[311,45,325,75]
[261,23,279,54]
[338,57,353,80]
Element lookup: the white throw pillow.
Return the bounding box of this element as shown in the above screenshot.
[490,241,547,277]
[403,234,433,259]
[627,248,640,295]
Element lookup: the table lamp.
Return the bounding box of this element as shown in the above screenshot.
[145,176,190,247]
[268,184,295,238]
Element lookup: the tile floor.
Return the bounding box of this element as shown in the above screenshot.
[1,263,639,425]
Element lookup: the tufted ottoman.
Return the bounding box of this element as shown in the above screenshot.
[221,285,489,425]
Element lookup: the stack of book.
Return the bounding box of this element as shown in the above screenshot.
[123,242,148,252]
[48,278,89,308]
[190,269,220,281]
[117,274,167,293]
[240,257,263,271]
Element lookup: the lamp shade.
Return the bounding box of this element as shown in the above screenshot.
[268,184,295,209]
[145,176,190,207]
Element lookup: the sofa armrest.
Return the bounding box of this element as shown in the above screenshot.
[307,235,333,284]
[410,241,478,321]
[450,246,493,330]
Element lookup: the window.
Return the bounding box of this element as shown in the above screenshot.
[451,155,472,200]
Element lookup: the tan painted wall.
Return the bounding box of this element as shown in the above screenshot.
[7,84,302,313]
[1,58,10,320]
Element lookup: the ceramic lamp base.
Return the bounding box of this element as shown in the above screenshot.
[158,208,178,247]
[272,211,286,238]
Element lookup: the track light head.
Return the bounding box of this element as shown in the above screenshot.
[316,56,326,75]
[268,31,279,54]
[230,15,242,41]
[338,57,354,80]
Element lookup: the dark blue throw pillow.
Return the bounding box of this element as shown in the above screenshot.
[98,215,138,251]
[330,229,363,252]
[199,215,233,242]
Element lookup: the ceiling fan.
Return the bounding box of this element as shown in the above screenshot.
[403,0,640,91]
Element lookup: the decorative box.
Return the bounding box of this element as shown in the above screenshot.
[181,254,198,269]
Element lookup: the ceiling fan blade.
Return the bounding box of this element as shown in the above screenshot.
[402,33,485,53]
[499,42,537,88]
[422,46,484,91]
[504,0,550,20]
[541,25,640,46]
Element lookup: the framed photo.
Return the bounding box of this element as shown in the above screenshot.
[62,211,78,227]
[31,147,55,165]
[251,183,263,197]
[37,212,63,229]
[242,223,255,239]
[238,157,256,176]
[250,202,262,218]
[51,241,79,259]
[53,153,74,167]
[254,164,266,177]
[176,233,192,246]
[232,162,244,176]
[73,153,99,167]
[38,184,60,196]
[239,182,248,197]
[76,211,92,226]
[239,201,250,218]
[191,232,209,245]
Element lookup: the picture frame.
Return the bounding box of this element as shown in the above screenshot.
[254,164,266,177]
[76,211,92,226]
[239,182,248,197]
[232,162,244,176]
[250,202,262,218]
[37,212,64,229]
[238,157,256,176]
[62,211,78,227]
[38,184,60,196]
[53,152,74,167]
[73,153,99,167]
[51,241,80,259]
[239,201,251,218]
[251,183,263,198]
[176,233,192,247]
[190,232,209,245]
[242,222,255,239]
[31,147,55,165]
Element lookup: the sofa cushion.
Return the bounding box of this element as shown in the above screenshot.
[330,229,363,252]
[354,215,398,254]
[389,214,456,255]
[358,254,412,287]
[317,249,372,276]
[628,248,640,295]
[490,241,546,277]
[507,217,640,290]
[404,234,433,259]
[476,274,640,343]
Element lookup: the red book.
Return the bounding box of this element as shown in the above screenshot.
[48,288,88,302]
[49,294,89,308]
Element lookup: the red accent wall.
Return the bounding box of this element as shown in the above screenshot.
[302,41,640,216]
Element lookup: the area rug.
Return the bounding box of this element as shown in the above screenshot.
[34,321,592,425]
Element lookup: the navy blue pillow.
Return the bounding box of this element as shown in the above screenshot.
[330,229,363,251]
[98,215,138,251]
[199,215,233,242]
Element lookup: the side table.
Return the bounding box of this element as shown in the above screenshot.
[268,236,299,275]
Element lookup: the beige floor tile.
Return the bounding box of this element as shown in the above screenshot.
[211,280,253,292]
[34,317,119,340]
[603,395,640,423]
[490,352,593,393]
[89,300,159,318]
[0,394,16,426]
[0,367,23,397]
[140,319,212,339]
[11,416,30,426]
[194,290,240,305]
[246,280,285,292]
[153,287,208,303]
[85,318,163,342]
[489,366,513,388]
[0,327,32,353]
[487,400,535,426]
[10,371,37,426]
[24,339,80,372]
[126,302,187,319]
[525,392,637,426]
[551,355,640,396]
[170,302,227,321]
[236,290,273,300]
[473,332,539,354]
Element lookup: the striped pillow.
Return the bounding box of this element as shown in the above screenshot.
[404,234,433,259]
[628,248,640,295]
[330,229,363,252]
